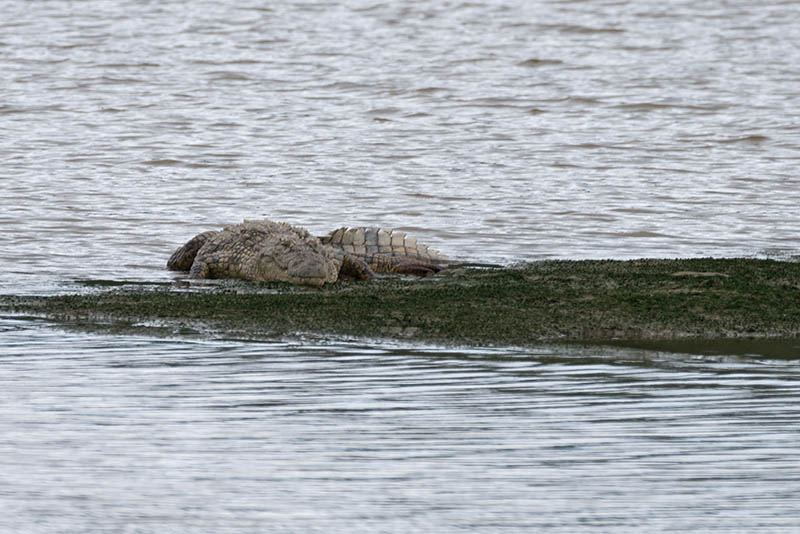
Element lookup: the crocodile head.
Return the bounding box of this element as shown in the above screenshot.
[170,219,342,287]
[238,222,341,287]
[282,248,341,287]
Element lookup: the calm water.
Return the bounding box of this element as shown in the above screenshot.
[2,317,800,533]
[3,0,800,531]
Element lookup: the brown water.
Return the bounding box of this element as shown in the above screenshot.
[2,1,800,531]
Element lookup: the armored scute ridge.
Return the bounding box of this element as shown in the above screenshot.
[320,227,448,275]
[167,219,449,287]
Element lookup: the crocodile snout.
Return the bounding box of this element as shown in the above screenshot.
[288,257,338,286]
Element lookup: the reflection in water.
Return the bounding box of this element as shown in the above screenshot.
[2,317,800,532]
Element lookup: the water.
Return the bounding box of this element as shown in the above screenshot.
[3,317,800,533]
[3,0,800,291]
[3,1,800,531]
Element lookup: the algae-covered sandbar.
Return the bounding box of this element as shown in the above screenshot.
[3,258,800,348]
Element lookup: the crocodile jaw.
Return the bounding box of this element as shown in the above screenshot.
[286,256,340,287]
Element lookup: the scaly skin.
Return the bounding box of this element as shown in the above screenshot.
[166,230,218,272]
[167,220,340,287]
[320,227,448,277]
[167,219,449,286]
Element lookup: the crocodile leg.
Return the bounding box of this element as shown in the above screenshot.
[188,258,211,279]
[340,254,374,280]
[167,230,219,271]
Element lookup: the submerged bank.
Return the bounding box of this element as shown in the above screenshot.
[3,258,800,349]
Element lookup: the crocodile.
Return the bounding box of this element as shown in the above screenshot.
[167,219,448,287]
[320,226,448,278]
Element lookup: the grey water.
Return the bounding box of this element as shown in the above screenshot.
[2,0,800,531]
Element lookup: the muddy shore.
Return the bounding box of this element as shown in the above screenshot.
[3,259,800,352]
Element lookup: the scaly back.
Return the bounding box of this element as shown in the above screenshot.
[320,227,449,265]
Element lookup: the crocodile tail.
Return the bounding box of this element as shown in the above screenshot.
[389,260,444,276]
[321,227,449,263]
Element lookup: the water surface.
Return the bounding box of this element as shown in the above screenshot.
[2,317,800,533]
[2,1,800,531]
[2,0,800,292]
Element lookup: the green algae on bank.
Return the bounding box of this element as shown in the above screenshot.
[3,258,800,347]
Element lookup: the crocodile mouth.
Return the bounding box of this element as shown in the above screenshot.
[287,257,336,287]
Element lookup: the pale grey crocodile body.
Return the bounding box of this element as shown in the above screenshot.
[167,219,448,287]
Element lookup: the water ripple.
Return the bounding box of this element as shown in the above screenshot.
[3,2,800,526]
[2,318,800,532]
[2,0,799,292]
